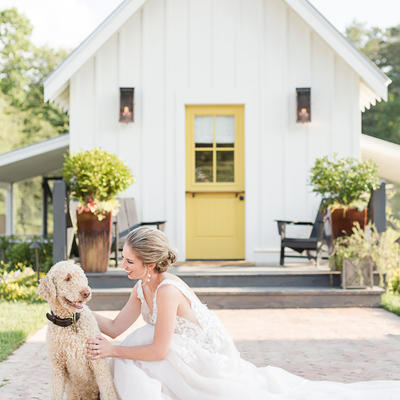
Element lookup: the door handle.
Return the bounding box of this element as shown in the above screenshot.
[239,195,244,200]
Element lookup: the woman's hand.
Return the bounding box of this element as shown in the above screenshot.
[86,335,114,360]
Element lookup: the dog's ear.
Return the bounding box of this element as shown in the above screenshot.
[37,273,56,302]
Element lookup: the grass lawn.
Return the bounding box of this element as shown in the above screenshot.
[382,292,400,316]
[0,301,49,362]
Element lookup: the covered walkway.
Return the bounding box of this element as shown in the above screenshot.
[0,134,69,235]
[361,133,400,183]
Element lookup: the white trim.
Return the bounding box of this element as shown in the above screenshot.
[0,134,69,168]
[44,0,146,104]
[5,183,13,235]
[254,248,282,254]
[175,89,257,261]
[285,0,390,102]
[44,0,390,110]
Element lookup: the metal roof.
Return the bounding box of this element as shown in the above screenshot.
[361,134,400,183]
[0,134,69,183]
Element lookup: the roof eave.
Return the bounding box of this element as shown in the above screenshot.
[286,0,391,104]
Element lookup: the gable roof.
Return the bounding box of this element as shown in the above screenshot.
[44,0,146,110]
[44,0,391,111]
[286,0,391,110]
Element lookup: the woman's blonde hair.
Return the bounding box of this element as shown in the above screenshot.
[125,226,177,272]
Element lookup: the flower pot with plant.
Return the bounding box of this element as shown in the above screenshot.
[63,148,134,272]
[309,155,380,239]
[330,225,374,288]
[331,222,400,289]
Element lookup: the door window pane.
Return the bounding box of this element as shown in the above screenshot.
[195,151,213,182]
[194,116,213,147]
[216,151,234,182]
[216,116,234,147]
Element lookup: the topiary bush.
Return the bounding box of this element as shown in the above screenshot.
[63,147,134,220]
[309,154,380,211]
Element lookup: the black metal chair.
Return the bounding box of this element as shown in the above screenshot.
[111,198,166,266]
[275,200,329,266]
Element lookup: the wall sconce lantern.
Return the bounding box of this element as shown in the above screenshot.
[119,87,134,123]
[296,87,311,123]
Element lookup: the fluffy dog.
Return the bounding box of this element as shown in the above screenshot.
[38,260,119,400]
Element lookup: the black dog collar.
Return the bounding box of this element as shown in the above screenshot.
[46,310,81,329]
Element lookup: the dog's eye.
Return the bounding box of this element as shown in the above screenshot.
[65,273,72,282]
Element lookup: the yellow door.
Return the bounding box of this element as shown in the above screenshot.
[186,105,245,259]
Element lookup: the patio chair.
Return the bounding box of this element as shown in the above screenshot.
[275,199,330,267]
[67,198,166,265]
[111,198,166,266]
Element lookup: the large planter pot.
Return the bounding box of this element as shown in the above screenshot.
[330,207,367,239]
[76,210,112,272]
[342,256,373,289]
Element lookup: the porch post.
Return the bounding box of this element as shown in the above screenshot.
[42,178,49,237]
[4,182,14,235]
[53,180,67,263]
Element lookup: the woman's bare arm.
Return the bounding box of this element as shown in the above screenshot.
[110,284,179,361]
[93,283,142,339]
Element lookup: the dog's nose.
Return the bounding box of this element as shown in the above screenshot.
[80,289,90,298]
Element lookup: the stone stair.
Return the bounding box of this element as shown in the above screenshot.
[86,264,385,310]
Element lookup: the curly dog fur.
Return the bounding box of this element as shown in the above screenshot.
[38,260,119,400]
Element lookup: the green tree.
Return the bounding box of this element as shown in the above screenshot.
[0,8,32,108]
[0,8,69,234]
[345,21,400,144]
[0,7,69,147]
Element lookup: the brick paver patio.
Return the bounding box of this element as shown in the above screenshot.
[1,307,400,399]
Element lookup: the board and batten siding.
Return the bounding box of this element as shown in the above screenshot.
[69,0,361,263]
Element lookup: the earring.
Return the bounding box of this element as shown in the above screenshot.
[141,266,151,287]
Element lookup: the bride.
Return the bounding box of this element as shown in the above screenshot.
[86,226,400,399]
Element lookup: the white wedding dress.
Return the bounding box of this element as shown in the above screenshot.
[110,278,400,399]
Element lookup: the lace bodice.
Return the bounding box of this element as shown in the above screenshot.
[136,279,232,361]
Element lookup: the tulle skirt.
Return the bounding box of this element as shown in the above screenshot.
[109,324,400,400]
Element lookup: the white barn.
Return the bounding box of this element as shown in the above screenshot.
[44,0,390,263]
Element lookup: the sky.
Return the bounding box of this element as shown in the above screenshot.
[0,0,399,50]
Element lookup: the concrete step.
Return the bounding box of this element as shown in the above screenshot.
[86,269,383,289]
[87,286,385,310]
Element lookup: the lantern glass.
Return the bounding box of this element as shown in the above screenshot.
[296,88,311,123]
[119,88,134,122]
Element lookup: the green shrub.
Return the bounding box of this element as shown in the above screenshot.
[63,148,134,220]
[0,267,44,302]
[389,271,400,295]
[0,235,53,274]
[382,292,400,317]
[330,223,400,287]
[309,154,380,211]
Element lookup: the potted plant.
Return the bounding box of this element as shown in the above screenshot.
[330,223,374,289]
[331,222,400,289]
[309,155,380,239]
[63,148,134,272]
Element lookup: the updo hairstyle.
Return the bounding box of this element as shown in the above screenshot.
[125,226,177,272]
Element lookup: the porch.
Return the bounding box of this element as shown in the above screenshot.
[86,261,385,310]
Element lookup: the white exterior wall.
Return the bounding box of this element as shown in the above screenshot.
[69,0,361,263]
